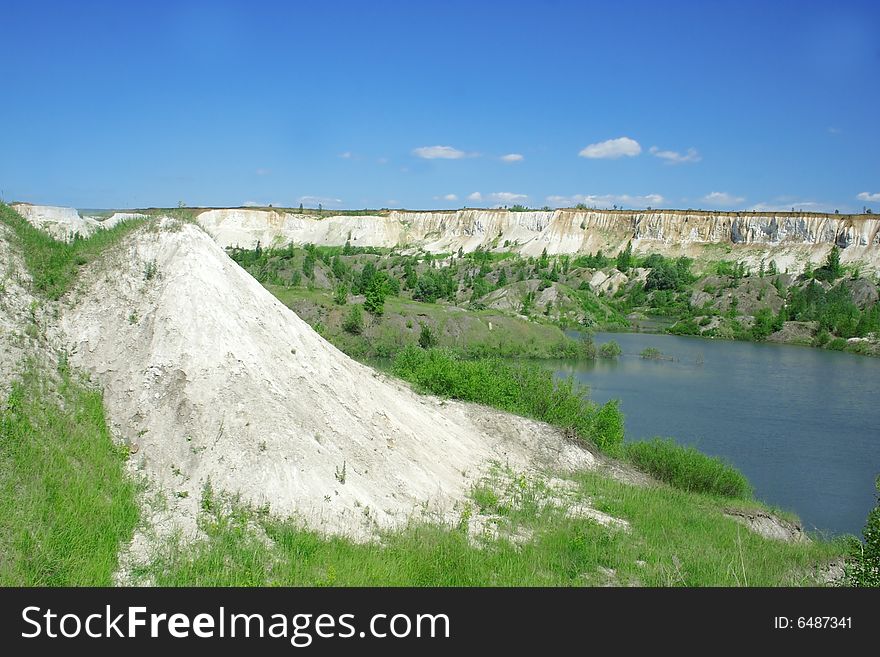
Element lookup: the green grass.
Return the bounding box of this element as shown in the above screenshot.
[624,438,753,499]
[391,346,624,452]
[0,202,146,300]
[268,285,594,360]
[141,471,843,587]
[0,363,140,585]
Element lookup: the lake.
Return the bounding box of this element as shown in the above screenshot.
[555,331,879,537]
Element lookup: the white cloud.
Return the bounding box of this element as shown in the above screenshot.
[297,195,343,207]
[377,157,389,165]
[467,191,528,205]
[500,153,524,163]
[338,151,353,159]
[433,193,459,202]
[828,127,842,135]
[546,193,664,209]
[857,192,880,202]
[578,137,641,159]
[488,192,528,204]
[243,200,281,207]
[650,146,701,164]
[255,168,271,176]
[387,199,400,206]
[413,145,468,159]
[748,200,837,213]
[701,191,745,206]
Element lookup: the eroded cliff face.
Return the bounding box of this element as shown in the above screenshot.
[197,208,880,274]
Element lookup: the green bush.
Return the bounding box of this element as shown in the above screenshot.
[391,347,624,452]
[828,337,848,351]
[418,323,436,349]
[598,341,622,358]
[625,438,753,499]
[844,476,880,587]
[342,304,364,335]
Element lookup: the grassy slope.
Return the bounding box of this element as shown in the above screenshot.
[0,365,139,585]
[0,202,146,300]
[268,284,591,359]
[143,471,842,586]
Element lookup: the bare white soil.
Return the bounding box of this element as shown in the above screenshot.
[53,219,597,548]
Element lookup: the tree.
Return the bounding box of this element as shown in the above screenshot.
[364,278,386,316]
[496,268,507,286]
[302,252,316,279]
[342,305,364,335]
[299,203,304,212]
[331,255,347,280]
[616,241,633,272]
[826,245,843,279]
[403,261,417,289]
[356,262,377,294]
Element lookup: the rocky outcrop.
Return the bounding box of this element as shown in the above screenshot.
[11,203,144,241]
[197,208,880,274]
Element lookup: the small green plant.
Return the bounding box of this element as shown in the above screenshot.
[143,259,158,281]
[640,347,663,359]
[333,283,348,305]
[418,323,436,349]
[334,462,347,484]
[201,479,215,513]
[598,341,622,358]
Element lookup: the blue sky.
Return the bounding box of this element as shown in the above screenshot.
[1,0,878,212]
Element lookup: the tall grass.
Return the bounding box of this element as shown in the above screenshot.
[625,438,753,499]
[0,365,140,585]
[391,346,624,452]
[0,202,146,300]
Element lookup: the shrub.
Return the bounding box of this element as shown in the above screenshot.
[342,305,364,335]
[598,341,622,358]
[843,476,880,587]
[418,323,436,349]
[640,347,663,359]
[333,283,348,305]
[625,438,753,499]
[391,347,624,452]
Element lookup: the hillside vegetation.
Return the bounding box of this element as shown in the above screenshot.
[228,240,880,358]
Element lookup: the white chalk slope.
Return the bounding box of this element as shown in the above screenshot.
[12,203,144,241]
[58,220,594,538]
